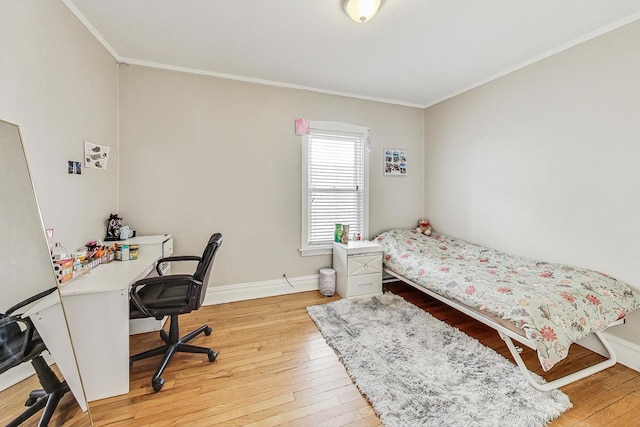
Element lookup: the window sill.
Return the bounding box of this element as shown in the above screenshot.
[299,246,333,257]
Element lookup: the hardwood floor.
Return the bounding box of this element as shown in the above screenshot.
[0,364,93,427]
[2,282,640,426]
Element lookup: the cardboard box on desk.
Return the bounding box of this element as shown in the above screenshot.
[54,258,73,283]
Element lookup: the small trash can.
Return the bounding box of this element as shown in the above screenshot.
[319,268,336,296]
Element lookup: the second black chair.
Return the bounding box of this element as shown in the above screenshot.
[0,287,71,427]
[129,233,223,391]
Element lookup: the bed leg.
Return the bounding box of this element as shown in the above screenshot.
[498,331,617,392]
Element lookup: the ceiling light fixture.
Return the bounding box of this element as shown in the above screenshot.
[343,0,382,23]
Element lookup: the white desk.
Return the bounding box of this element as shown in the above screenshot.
[57,235,170,402]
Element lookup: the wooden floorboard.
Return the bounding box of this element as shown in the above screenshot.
[1,281,639,426]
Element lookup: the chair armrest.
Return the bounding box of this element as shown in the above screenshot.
[0,315,32,338]
[0,314,24,327]
[4,287,57,316]
[155,255,201,276]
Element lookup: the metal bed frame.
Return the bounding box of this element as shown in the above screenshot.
[385,268,623,392]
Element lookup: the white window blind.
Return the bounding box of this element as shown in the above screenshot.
[301,122,369,256]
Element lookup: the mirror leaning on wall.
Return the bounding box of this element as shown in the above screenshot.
[0,119,91,426]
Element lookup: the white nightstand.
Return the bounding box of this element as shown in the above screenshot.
[333,241,383,299]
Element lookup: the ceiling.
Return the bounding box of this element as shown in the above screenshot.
[63,0,640,108]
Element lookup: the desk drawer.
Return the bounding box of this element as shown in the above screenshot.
[347,254,382,276]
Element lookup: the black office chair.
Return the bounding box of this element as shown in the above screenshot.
[0,287,71,427]
[129,233,223,391]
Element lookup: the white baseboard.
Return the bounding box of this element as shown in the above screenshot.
[577,331,640,373]
[203,274,320,305]
[0,363,35,392]
[0,352,55,392]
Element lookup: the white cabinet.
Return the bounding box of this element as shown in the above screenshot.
[333,241,383,299]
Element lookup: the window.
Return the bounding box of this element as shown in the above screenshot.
[301,121,369,256]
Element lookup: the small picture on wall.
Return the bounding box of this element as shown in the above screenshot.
[68,160,82,174]
[384,149,407,176]
[84,141,110,170]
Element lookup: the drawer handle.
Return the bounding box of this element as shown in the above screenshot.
[358,283,373,288]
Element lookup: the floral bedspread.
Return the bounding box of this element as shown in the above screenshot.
[376,229,640,371]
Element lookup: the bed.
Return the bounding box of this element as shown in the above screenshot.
[375,228,640,391]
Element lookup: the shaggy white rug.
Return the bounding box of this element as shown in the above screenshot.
[307,293,572,427]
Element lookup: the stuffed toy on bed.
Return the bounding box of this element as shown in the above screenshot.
[416,218,432,236]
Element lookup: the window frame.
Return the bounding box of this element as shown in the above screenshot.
[300,121,370,257]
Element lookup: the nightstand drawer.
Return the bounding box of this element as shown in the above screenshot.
[347,273,382,297]
[347,254,382,276]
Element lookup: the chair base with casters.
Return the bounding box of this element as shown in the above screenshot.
[6,356,71,427]
[130,314,218,392]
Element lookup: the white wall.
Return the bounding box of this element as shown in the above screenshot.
[424,20,640,344]
[117,65,424,286]
[0,0,116,406]
[0,0,118,252]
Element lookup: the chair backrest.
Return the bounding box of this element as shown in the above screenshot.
[0,316,29,373]
[0,287,55,374]
[193,233,223,308]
